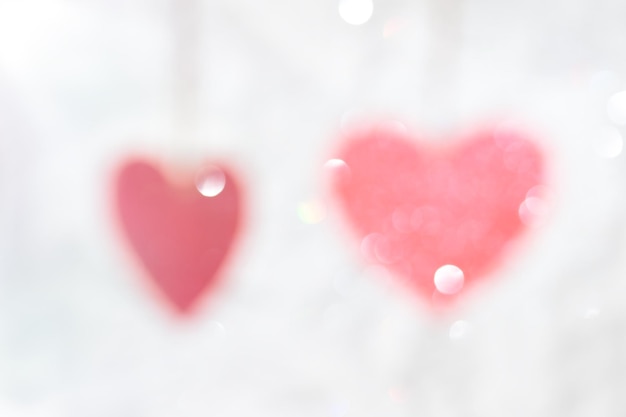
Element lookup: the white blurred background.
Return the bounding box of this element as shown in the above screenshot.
[1,0,626,415]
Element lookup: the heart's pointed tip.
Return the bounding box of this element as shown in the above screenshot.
[160,282,217,317]
[167,298,200,317]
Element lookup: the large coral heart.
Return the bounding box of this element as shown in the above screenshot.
[114,158,242,314]
[329,124,545,304]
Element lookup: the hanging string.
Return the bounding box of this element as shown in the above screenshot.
[422,0,465,127]
[171,0,202,147]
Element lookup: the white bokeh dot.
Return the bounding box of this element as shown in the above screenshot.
[338,0,373,25]
[434,264,464,295]
[195,165,226,197]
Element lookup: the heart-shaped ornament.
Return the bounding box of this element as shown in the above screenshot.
[329,123,546,305]
[114,158,242,314]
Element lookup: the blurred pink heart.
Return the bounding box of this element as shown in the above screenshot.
[114,158,242,314]
[330,124,546,305]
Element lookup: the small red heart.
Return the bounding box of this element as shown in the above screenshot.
[114,158,242,314]
[329,123,545,305]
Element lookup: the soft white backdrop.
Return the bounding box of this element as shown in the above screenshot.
[0,0,626,415]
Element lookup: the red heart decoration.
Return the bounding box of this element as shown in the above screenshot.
[329,123,545,305]
[114,158,242,314]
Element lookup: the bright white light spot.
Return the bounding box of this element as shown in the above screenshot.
[325,158,349,171]
[324,158,351,185]
[449,320,471,340]
[434,264,464,295]
[584,308,599,319]
[594,126,623,158]
[195,165,225,197]
[607,91,626,124]
[338,0,373,25]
